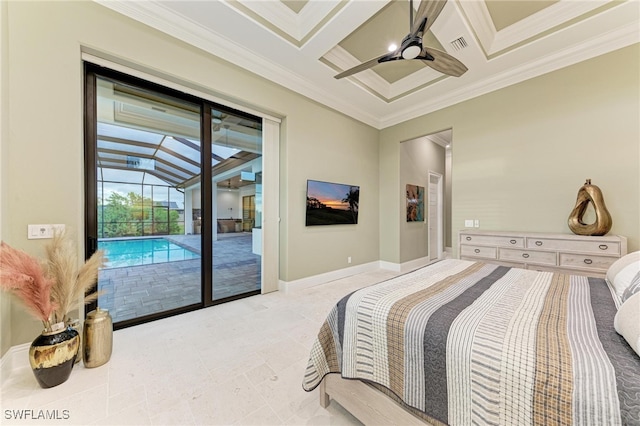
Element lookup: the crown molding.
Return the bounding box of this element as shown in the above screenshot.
[235,0,340,41]
[95,0,381,128]
[93,0,639,131]
[298,0,343,39]
[457,0,495,57]
[426,131,451,148]
[490,0,609,54]
[380,19,640,129]
[461,0,612,56]
[236,0,300,39]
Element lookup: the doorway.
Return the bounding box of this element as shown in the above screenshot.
[84,63,278,329]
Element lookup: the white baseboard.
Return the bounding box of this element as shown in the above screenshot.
[378,261,401,272]
[383,256,443,274]
[399,256,433,273]
[0,350,10,380]
[279,261,392,293]
[1,342,30,379]
[278,256,445,292]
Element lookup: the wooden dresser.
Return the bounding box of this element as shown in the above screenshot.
[459,230,627,278]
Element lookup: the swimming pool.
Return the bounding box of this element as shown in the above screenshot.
[99,238,200,268]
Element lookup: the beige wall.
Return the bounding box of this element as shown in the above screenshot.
[1,1,379,350]
[0,0,10,357]
[399,138,445,263]
[279,102,379,279]
[381,44,640,263]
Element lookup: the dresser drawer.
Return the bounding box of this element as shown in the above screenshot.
[460,234,524,248]
[458,231,626,276]
[499,248,557,266]
[460,245,497,259]
[559,253,617,271]
[525,238,620,255]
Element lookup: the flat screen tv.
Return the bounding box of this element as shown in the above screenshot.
[306,179,359,226]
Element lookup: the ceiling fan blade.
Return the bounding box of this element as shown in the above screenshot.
[412,0,447,35]
[334,52,400,79]
[420,47,468,77]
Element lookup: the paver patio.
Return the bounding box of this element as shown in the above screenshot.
[98,233,261,323]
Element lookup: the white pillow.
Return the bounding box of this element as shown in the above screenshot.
[606,251,640,300]
[622,271,640,303]
[614,291,640,357]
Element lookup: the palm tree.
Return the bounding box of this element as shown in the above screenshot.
[307,196,326,210]
[342,187,359,223]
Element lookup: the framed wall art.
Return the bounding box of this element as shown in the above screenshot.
[406,184,424,222]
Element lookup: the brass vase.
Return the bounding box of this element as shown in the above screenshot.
[29,326,80,388]
[83,308,113,368]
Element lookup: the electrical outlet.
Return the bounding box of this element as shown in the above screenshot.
[474,220,480,228]
[27,224,65,239]
[464,220,474,228]
[28,224,52,239]
[348,256,352,264]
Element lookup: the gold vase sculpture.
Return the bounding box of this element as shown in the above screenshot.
[568,179,612,236]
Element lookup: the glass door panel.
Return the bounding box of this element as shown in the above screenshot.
[93,74,203,326]
[210,108,262,301]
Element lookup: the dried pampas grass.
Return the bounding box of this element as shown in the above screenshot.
[0,242,56,327]
[45,229,105,324]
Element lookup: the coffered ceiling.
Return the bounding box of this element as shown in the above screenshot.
[96,0,639,129]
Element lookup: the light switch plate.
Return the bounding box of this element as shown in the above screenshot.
[27,224,65,239]
[464,220,474,228]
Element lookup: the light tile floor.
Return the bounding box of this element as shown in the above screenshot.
[1,268,402,425]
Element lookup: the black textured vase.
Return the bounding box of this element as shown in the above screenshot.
[29,327,80,389]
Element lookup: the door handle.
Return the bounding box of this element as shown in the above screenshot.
[87,236,98,256]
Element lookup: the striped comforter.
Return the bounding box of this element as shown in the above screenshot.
[302,260,640,425]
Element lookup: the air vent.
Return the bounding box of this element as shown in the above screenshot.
[450,37,468,51]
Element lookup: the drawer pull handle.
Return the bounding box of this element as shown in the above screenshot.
[522,253,530,259]
[474,249,480,254]
[466,236,472,241]
[584,259,593,265]
[599,244,608,250]
[510,240,516,244]
[535,241,543,246]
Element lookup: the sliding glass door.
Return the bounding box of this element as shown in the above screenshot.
[85,64,272,328]
[86,70,203,327]
[209,108,262,300]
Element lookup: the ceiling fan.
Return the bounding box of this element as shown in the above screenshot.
[334,0,467,79]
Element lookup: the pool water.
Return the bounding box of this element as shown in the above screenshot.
[99,238,200,268]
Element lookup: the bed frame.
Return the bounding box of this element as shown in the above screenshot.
[319,374,431,425]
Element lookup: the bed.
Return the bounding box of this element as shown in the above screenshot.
[302,257,640,425]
